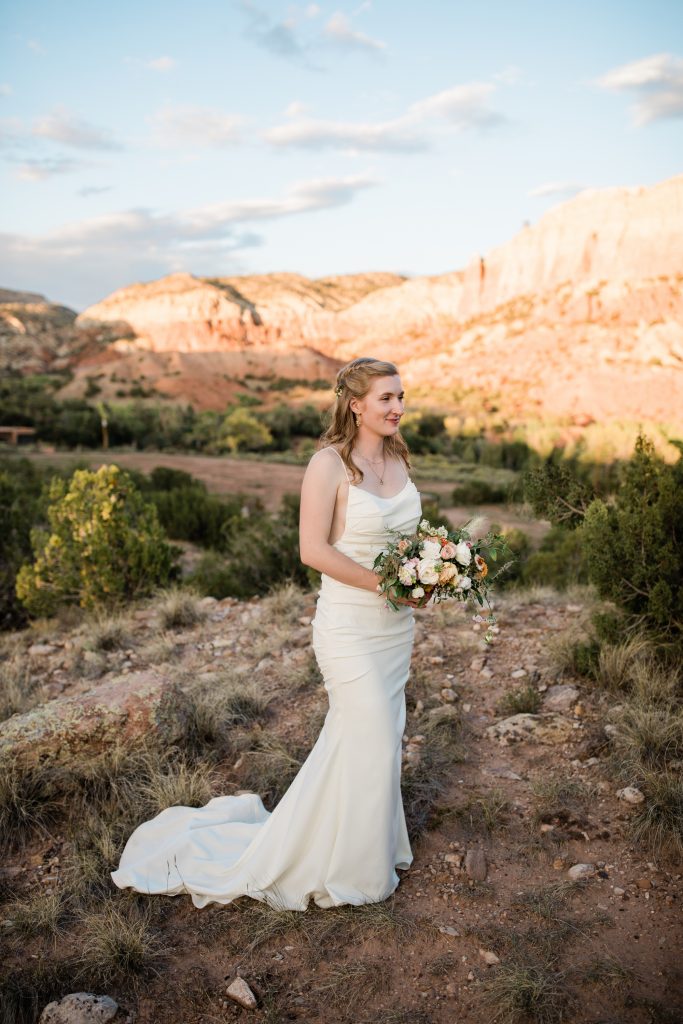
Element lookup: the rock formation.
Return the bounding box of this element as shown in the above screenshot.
[2,173,681,427]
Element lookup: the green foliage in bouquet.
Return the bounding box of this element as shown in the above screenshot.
[15,464,177,616]
[372,515,516,642]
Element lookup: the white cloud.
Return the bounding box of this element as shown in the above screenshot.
[146,56,177,71]
[265,79,508,151]
[323,11,386,53]
[27,38,46,55]
[78,185,114,197]
[237,0,324,71]
[493,65,522,85]
[284,100,310,117]
[305,3,320,17]
[124,55,178,72]
[406,82,504,128]
[528,181,588,199]
[594,52,683,126]
[265,115,427,152]
[0,173,380,307]
[16,156,87,181]
[32,105,123,150]
[0,83,13,96]
[146,105,247,148]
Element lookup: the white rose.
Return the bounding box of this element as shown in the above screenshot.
[411,586,425,598]
[398,564,417,585]
[417,558,440,585]
[457,575,472,590]
[455,541,472,566]
[420,540,441,559]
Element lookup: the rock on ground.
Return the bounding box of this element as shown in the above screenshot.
[0,670,192,771]
[485,712,575,745]
[39,992,120,1023]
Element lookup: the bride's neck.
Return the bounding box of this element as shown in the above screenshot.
[353,432,386,462]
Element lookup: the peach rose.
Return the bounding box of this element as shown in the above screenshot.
[438,562,459,584]
[440,541,457,560]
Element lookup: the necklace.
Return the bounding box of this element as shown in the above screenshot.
[355,451,386,484]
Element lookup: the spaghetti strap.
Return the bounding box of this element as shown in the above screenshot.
[324,445,353,483]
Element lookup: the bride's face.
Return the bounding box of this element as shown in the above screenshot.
[353,374,405,435]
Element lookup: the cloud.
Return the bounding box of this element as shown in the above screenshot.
[147,105,246,148]
[15,156,87,181]
[78,185,114,197]
[493,65,522,85]
[27,38,46,55]
[323,11,386,53]
[0,83,12,97]
[145,56,176,71]
[33,105,123,150]
[594,52,683,126]
[123,55,177,72]
[528,181,588,199]
[237,0,324,71]
[265,79,508,152]
[265,115,427,152]
[0,173,379,308]
[284,100,310,118]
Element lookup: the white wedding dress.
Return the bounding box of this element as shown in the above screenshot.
[110,445,422,911]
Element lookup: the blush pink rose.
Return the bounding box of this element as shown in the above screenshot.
[440,541,457,560]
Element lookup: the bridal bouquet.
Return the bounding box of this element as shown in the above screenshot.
[373,515,515,643]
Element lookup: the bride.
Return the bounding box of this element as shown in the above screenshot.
[110,356,424,911]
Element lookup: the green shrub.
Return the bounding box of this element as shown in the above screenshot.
[451,478,510,504]
[15,464,177,616]
[218,408,273,452]
[581,435,683,649]
[188,492,310,598]
[522,433,683,651]
[519,524,588,589]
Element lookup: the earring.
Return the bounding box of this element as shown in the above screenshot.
[354,412,362,426]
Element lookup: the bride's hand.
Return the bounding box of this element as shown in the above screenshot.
[385,584,430,609]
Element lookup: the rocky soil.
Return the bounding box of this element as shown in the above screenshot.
[1,584,681,1023]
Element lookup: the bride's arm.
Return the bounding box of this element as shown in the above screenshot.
[299,450,379,593]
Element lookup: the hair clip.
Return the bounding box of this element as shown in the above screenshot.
[334,384,344,397]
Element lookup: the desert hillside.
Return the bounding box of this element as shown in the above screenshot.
[2,174,682,427]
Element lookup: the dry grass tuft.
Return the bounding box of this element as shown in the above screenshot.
[155,584,208,630]
[497,683,542,716]
[478,953,576,1024]
[528,776,595,824]
[310,959,391,1015]
[81,609,133,652]
[4,889,71,940]
[0,655,47,722]
[595,633,654,692]
[73,896,171,988]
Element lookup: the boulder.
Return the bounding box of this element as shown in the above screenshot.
[39,992,120,1023]
[0,670,191,771]
[543,684,580,712]
[486,713,574,746]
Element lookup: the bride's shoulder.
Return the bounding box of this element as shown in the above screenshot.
[305,445,350,487]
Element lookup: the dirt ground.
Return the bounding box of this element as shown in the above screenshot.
[3,587,681,1023]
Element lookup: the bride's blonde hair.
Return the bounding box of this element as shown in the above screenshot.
[317,357,412,485]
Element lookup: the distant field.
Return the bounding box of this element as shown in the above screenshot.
[5,447,551,546]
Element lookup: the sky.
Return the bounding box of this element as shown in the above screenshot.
[1,0,682,312]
